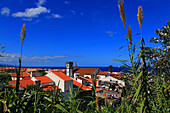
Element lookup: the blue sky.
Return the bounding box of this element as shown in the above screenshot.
[0,0,169,67]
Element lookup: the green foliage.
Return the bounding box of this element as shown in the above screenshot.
[144,23,170,75]
[108,65,114,73]
[0,74,11,84]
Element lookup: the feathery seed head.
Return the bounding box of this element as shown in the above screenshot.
[127,25,132,47]
[118,0,125,27]
[20,24,26,45]
[137,6,143,28]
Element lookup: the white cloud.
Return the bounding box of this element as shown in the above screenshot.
[37,0,46,6]
[106,31,117,37]
[106,31,113,37]
[46,14,62,19]
[0,53,69,63]
[12,0,50,19]
[12,0,62,21]
[1,7,10,16]
[23,18,32,21]
[12,6,50,18]
[52,14,62,18]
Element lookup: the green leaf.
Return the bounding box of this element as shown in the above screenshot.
[54,104,68,112]
[133,83,142,104]
[9,104,13,107]
[44,97,52,103]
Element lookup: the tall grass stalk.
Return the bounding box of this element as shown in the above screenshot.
[137,6,150,112]
[118,0,135,78]
[16,24,26,96]
[14,24,26,113]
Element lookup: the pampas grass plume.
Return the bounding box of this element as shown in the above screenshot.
[127,25,132,47]
[118,0,125,27]
[20,24,26,45]
[137,6,143,28]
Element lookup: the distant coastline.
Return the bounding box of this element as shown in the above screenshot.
[22,66,130,72]
[0,64,130,72]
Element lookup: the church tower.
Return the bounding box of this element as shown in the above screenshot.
[66,61,73,77]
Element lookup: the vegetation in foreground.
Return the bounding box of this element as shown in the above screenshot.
[0,0,169,112]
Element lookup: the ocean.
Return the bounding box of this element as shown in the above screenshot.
[22,66,130,72]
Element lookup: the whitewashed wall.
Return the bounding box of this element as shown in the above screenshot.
[45,72,65,92]
[84,75,91,78]
[77,78,82,84]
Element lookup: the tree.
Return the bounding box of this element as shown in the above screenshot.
[144,22,170,75]
[108,65,113,73]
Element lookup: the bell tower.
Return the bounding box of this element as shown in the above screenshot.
[66,61,73,77]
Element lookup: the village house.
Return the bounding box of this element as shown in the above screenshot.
[74,68,101,78]
[8,79,35,89]
[100,76,125,87]
[11,72,31,80]
[97,72,110,79]
[31,76,55,87]
[45,71,73,92]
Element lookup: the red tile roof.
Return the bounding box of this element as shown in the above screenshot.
[74,68,99,75]
[73,80,89,90]
[88,78,98,84]
[11,72,30,78]
[34,76,54,84]
[23,77,31,80]
[35,68,43,70]
[52,71,72,81]
[42,85,61,91]
[97,72,108,75]
[8,79,34,88]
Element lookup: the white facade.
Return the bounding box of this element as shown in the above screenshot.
[45,72,73,92]
[11,77,23,80]
[97,73,110,79]
[84,75,92,78]
[74,73,80,78]
[100,76,125,87]
[77,78,83,84]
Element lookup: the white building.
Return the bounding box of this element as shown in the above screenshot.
[97,72,110,79]
[100,76,125,87]
[46,71,73,92]
[74,68,101,78]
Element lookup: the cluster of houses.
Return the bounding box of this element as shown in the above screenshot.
[0,62,126,99]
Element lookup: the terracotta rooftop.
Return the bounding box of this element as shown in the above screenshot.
[52,71,72,81]
[34,76,54,84]
[42,85,61,91]
[97,72,109,75]
[88,78,98,84]
[8,79,34,88]
[73,80,89,90]
[11,72,30,78]
[74,68,99,75]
